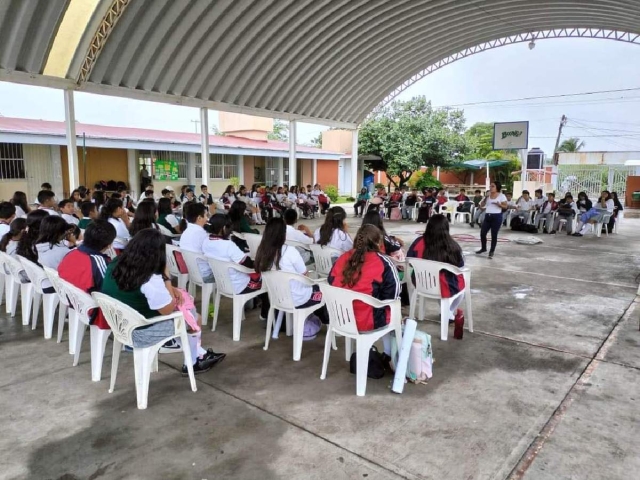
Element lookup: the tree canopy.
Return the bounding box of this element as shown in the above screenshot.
[558,137,585,152]
[268,119,289,141]
[358,96,468,188]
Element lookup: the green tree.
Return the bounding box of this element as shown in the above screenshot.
[268,119,289,141]
[358,96,469,188]
[557,137,585,152]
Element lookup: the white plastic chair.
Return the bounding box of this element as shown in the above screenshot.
[0,252,33,323]
[262,270,327,361]
[319,283,403,396]
[595,212,613,238]
[18,257,60,339]
[58,277,111,381]
[242,233,263,259]
[308,244,343,277]
[180,249,216,326]
[0,252,10,309]
[440,201,459,224]
[166,244,188,289]
[92,292,197,409]
[455,203,473,224]
[42,267,70,347]
[406,257,473,341]
[613,210,623,234]
[207,259,267,341]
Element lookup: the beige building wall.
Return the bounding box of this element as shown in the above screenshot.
[322,129,353,154]
[218,112,274,141]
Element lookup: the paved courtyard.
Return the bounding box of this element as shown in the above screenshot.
[1,212,639,480]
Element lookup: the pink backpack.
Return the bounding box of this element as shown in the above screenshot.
[390,207,402,220]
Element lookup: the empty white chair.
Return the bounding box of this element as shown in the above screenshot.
[42,266,70,347]
[208,259,267,341]
[319,283,403,396]
[262,270,327,361]
[406,257,473,341]
[440,201,459,224]
[92,292,196,410]
[59,277,110,382]
[166,244,188,289]
[308,244,343,278]
[18,257,60,339]
[455,204,473,224]
[180,250,216,326]
[242,233,263,259]
[0,252,33,323]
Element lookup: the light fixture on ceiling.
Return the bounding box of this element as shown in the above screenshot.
[528,40,536,50]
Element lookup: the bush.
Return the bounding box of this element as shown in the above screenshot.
[324,184,339,202]
[346,196,356,202]
[374,182,386,190]
[409,171,442,190]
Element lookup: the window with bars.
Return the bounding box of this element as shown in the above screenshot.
[137,150,188,179]
[195,153,239,179]
[0,143,26,179]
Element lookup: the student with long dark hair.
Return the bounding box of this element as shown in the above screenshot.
[16,210,49,262]
[255,218,325,318]
[129,200,162,237]
[100,198,130,250]
[314,206,353,251]
[361,211,404,257]
[157,197,181,234]
[574,189,614,237]
[35,216,76,272]
[476,181,507,259]
[10,191,30,218]
[407,214,466,321]
[328,225,400,360]
[204,214,270,320]
[229,200,259,234]
[0,218,26,255]
[102,229,225,375]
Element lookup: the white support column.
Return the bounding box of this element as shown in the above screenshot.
[436,166,441,181]
[187,152,197,186]
[312,158,318,186]
[288,120,297,186]
[351,128,359,197]
[64,89,79,193]
[50,146,63,198]
[200,107,210,187]
[278,156,284,186]
[126,149,137,197]
[238,155,245,186]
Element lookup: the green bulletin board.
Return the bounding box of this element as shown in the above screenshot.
[154,160,179,181]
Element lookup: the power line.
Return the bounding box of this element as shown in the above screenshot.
[433,86,640,108]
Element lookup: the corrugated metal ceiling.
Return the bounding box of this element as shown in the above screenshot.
[1,0,639,125]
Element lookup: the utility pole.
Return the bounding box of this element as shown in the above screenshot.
[553,114,567,165]
[190,119,200,134]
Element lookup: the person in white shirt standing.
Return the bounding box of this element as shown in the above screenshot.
[59,199,80,226]
[476,181,508,259]
[0,202,16,238]
[37,190,60,216]
[179,202,215,283]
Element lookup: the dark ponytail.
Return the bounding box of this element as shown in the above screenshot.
[342,225,381,287]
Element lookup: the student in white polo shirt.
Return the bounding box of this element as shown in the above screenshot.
[284,208,314,264]
[179,202,214,283]
[59,199,80,226]
[203,214,270,320]
[37,190,60,216]
[0,202,16,238]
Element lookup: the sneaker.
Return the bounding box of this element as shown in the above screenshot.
[469,223,475,228]
[203,349,226,366]
[542,230,548,234]
[572,233,583,237]
[159,338,182,354]
[381,353,393,372]
[549,230,556,235]
[181,351,226,376]
[475,249,487,255]
[488,251,494,259]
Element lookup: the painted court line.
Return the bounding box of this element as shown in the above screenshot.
[472,265,638,289]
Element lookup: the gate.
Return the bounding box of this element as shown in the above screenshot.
[557,165,634,201]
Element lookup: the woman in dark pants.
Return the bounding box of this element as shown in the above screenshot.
[476,181,507,259]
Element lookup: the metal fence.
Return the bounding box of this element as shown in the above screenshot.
[557,165,635,201]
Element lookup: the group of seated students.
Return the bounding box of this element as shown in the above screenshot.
[218,183,332,223]
[475,188,622,236]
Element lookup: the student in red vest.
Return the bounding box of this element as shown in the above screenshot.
[407,214,466,324]
[328,225,401,363]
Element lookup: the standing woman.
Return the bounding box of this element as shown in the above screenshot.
[100,198,131,251]
[476,181,507,259]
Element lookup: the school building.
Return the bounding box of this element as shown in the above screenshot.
[0,113,356,201]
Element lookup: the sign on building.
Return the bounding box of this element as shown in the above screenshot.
[154,159,179,181]
[493,121,529,150]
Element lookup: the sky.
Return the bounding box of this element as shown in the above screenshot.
[1,37,640,154]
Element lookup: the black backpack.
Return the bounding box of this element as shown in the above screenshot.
[510,216,523,231]
[350,346,385,379]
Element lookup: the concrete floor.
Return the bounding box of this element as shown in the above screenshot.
[1,212,639,480]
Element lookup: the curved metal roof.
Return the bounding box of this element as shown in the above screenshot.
[1,0,639,126]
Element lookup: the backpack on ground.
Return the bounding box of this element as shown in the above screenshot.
[303,314,322,341]
[392,328,433,384]
[350,345,385,379]
[510,216,523,230]
[390,207,402,220]
[522,224,538,233]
